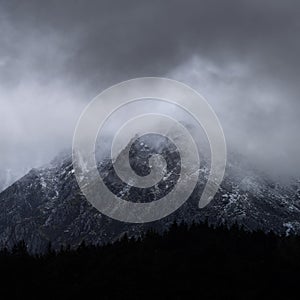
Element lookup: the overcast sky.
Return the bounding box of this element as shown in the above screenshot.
[1,0,300,179]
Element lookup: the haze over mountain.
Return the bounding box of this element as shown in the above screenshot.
[0,168,26,193]
[1,0,300,181]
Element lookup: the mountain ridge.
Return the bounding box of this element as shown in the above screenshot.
[0,138,300,252]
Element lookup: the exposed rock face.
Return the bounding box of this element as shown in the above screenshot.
[0,135,300,252]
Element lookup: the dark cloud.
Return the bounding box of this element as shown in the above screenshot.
[0,0,300,178]
[2,0,299,86]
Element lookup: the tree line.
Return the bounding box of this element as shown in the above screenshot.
[0,221,300,299]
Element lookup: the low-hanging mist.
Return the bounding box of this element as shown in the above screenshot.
[1,0,300,183]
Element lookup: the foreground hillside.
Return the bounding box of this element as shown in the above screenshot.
[0,221,300,299]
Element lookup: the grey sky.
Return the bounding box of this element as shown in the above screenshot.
[0,0,300,178]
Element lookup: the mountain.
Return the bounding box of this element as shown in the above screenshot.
[0,135,300,252]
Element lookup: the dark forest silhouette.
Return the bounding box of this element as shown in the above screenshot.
[1,221,300,299]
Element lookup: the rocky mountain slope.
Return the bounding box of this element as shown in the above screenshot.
[0,135,300,252]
